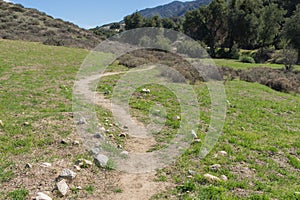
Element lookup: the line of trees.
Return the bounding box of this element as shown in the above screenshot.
[124,0,300,63]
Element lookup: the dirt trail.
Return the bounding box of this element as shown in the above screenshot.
[77,66,173,200]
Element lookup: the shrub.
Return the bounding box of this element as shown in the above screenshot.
[254,47,275,63]
[239,55,255,63]
[229,43,240,59]
[177,40,208,58]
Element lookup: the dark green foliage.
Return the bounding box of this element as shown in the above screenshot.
[283,5,300,62]
[254,47,275,63]
[239,55,255,63]
[184,0,228,57]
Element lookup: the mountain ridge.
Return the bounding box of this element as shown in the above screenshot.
[138,0,211,18]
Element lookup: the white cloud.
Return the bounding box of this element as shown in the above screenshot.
[3,0,13,3]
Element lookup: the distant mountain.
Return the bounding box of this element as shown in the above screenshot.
[138,0,212,18]
[0,0,102,49]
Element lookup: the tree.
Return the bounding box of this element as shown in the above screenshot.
[183,0,228,57]
[227,0,264,49]
[124,12,144,30]
[259,3,286,47]
[283,5,300,63]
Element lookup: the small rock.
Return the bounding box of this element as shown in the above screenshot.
[61,139,69,144]
[0,120,3,127]
[188,170,196,175]
[191,130,198,139]
[76,186,82,190]
[100,127,106,132]
[210,164,221,171]
[204,174,221,182]
[59,169,77,181]
[218,151,228,156]
[173,116,181,120]
[56,179,69,196]
[108,134,114,139]
[25,163,32,169]
[119,133,127,138]
[120,151,129,156]
[73,165,81,171]
[117,144,123,149]
[23,122,30,126]
[84,159,93,166]
[123,125,128,129]
[35,192,52,200]
[76,159,93,167]
[94,133,102,139]
[141,88,151,93]
[94,154,109,167]
[73,140,80,145]
[220,175,228,181]
[194,138,201,143]
[40,162,52,168]
[90,147,100,155]
[77,118,86,125]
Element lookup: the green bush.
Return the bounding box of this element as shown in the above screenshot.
[177,40,208,58]
[239,55,255,63]
[229,43,240,59]
[254,47,275,63]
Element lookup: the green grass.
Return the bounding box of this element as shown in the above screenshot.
[6,189,29,200]
[209,58,300,70]
[96,65,300,199]
[1,39,299,199]
[0,39,88,191]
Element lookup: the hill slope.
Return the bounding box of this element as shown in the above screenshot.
[139,0,211,18]
[0,0,102,48]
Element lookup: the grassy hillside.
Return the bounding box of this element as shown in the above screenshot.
[0,0,102,48]
[0,39,299,199]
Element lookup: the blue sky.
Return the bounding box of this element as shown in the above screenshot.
[5,0,190,29]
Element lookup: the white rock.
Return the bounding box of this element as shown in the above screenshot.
[220,175,228,181]
[141,88,151,93]
[77,117,86,125]
[210,164,221,171]
[188,170,196,175]
[90,147,100,155]
[218,151,228,156]
[204,174,221,182]
[74,165,81,171]
[76,159,93,167]
[73,140,80,145]
[173,115,181,120]
[56,179,69,196]
[194,138,201,143]
[40,162,52,168]
[59,169,77,180]
[25,163,32,169]
[120,151,129,156]
[191,130,198,139]
[35,192,52,200]
[94,154,109,167]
